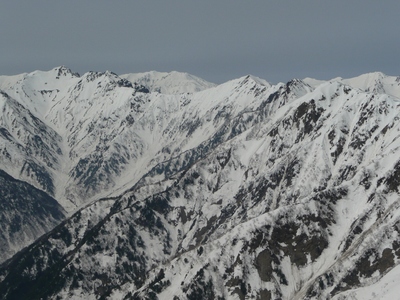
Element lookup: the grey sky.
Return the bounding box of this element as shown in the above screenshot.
[1,1,399,83]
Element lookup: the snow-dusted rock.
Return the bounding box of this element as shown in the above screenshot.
[1,68,400,299]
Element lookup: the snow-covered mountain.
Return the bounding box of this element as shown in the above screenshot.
[120,71,216,94]
[0,67,219,211]
[0,170,66,263]
[304,71,400,99]
[1,68,400,299]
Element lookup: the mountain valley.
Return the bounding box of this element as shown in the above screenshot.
[1,67,400,299]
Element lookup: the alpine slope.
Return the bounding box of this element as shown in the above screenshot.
[1,67,400,299]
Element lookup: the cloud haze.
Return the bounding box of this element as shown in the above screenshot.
[1,1,399,83]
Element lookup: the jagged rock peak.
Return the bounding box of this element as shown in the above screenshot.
[53,65,80,78]
[77,70,134,90]
[82,70,119,82]
[284,78,313,92]
[237,74,272,87]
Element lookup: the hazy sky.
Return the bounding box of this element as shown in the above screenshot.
[1,1,399,83]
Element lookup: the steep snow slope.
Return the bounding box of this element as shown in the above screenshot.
[2,71,400,299]
[0,169,65,263]
[0,90,63,196]
[0,66,80,119]
[0,67,221,262]
[0,67,219,210]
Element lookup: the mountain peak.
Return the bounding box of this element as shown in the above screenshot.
[224,74,271,89]
[121,70,216,94]
[341,71,400,98]
[2,68,400,299]
[51,66,80,78]
[243,74,271,87]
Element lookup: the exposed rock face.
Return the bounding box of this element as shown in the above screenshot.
[1,68,400,299]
